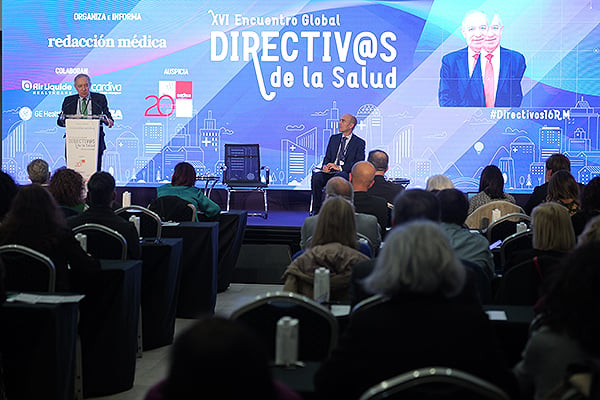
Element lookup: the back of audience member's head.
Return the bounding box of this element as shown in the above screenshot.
[478,165,505,198]
[392,189,440,226]
[576,215,600,247]
[580,176,600,212]
[0,185,66,250]
[547,169,579,203]
[542,242,600,356]
[437,189,469,226]
[425,174,454,192]
[171,162,196,187]
[0,171,18,221]
[27,159,50,184]
[350,161,376,190]
[546,153,571,175]
[367,150,389,172]
[87,171,116,207]
[364,220,465,298]
[48,168,85,207]
[311,196,358,249]
[166,316,276,400]
[531,202,575,252]
[324,176,354,202]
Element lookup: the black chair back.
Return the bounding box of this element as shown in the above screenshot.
[115,205,162,239]
[149,196,196,222]
[72,224,128,261]
[0,244,56,292]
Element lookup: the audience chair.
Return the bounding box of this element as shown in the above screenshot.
[72,223,128,261]
[462,260,492,304]
[223,144,269,218]
[148,196,197,222]
[230,291,338,362]
[115,205,162,240]
[499,230,533,273]
[0,244,56,292]
[351,294,389,314]
[494,254,559,305]
[465,201,525,230]
[486,213,531,243]
[358,366,510,400]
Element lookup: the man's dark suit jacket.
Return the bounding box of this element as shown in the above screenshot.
[367,175,404,203]
[439,46,526,107]
[322,133,365,173]
[57,92,112,156]
[353,191,388,234]
[67,205,141,260]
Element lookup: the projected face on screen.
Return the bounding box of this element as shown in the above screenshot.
[2,0,599,195]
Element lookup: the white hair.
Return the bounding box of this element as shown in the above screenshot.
[364,221,466,297]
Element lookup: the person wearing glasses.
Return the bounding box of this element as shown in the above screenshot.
[439,11,526,107]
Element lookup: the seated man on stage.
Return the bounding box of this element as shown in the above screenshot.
[311,114,365,215]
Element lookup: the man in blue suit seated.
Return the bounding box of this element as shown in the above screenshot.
[311,113,365,214]
[439,10,526,108]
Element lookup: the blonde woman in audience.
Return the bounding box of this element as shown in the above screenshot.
[315,221,517,400]
[425,174,454,192]
[282,196,368,301]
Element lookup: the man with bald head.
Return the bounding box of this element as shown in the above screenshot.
[300,176,381,255]
[350,161,389,236]
[366,150,404,203]
[311,113,365,215]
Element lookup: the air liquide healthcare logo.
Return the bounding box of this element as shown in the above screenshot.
[158,80,192,118]
[22,80,72,95]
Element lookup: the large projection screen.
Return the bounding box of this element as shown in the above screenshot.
[2,0,600,192]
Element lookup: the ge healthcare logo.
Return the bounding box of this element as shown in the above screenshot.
[22,80,72,95]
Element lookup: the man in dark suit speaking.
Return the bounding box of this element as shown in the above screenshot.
[439,11,526,107]
[311,113,365,214]
[57,73,114,171]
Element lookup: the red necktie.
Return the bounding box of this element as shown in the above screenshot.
[471,54,479,76]
[484,54,495,107]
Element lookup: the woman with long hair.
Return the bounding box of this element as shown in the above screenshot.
[468,165,516,214]
[156,162,220,218]
[0,185,99,291]
[282,196,368,301]
[547,169,580,216]
[48,167,87,216]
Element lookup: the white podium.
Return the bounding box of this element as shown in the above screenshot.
[65,115,101,181]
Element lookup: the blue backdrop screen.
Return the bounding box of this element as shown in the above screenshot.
[3,0,600,192]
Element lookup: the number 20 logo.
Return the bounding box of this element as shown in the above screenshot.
[144,94,175,117]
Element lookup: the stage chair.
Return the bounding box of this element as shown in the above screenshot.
[0,244,56,292]
[223,143,269,219]
[230,291,338,362]
[148,196,197,222]
[358,366,510,400]
[465,201,525,230]
[115,205,163,240]
[486,213,531,243]
[72,223,128,261]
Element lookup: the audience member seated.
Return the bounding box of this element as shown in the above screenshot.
[315,221,518,400]
[283,196,369,301]
[350,189,441,306]
[513,242,600,400]
[468,165,516,214]
[576,214,600,247]
[144,316,301,400]
[0,185,100,291]
[156,162,220,219]
[300,177,381,255]
[523,153,571,215]
[425,174,455,192]
[68,172,141,259]
[0,171,18,222]
[27,159,51,185]
[572,177,600,237]
[547,169,580,216]
[365,150,403,203]
[350,161,388,235]
[437,189,494,279]
[48,167,87,217]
